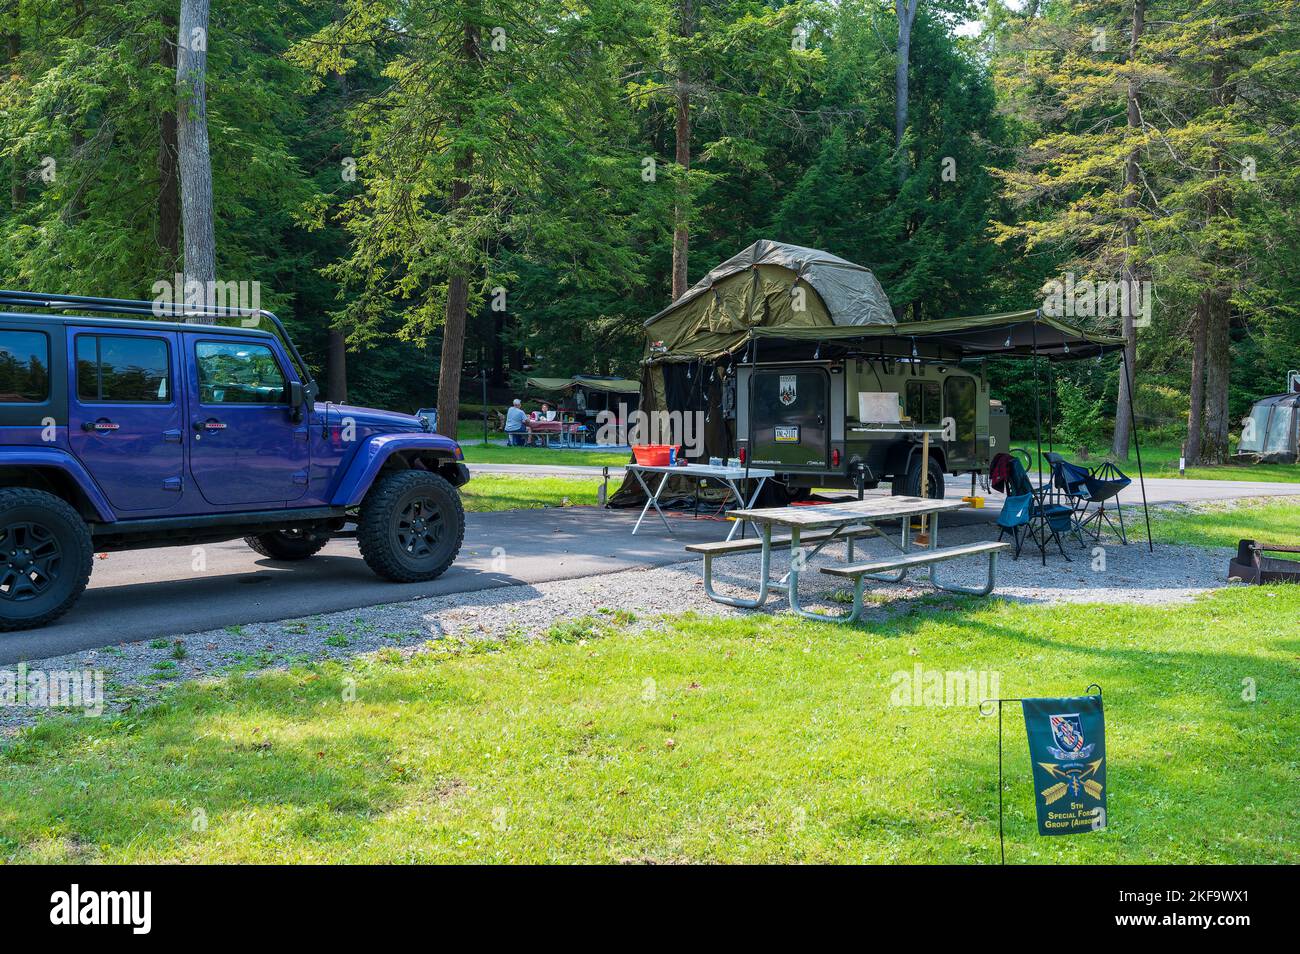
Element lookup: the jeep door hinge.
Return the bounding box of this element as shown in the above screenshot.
[292,470,309,486]
[163,476,183,492]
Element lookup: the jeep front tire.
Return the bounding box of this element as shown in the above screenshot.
[357,471,465,583]
[245,529,331,561]
[0,488,94,631]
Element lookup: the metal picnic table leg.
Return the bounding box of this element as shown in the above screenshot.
[701,522,772,609]
[786,526,864,624]
[631,468,673,535]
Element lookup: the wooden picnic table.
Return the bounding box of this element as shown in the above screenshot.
[693,495,1007,623]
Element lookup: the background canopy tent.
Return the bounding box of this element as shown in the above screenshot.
[644,239,896,361]
[524,374,641,397]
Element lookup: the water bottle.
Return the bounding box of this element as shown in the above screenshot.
[669,446,677,467]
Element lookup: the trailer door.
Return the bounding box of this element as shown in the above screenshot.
[750,367,830,468]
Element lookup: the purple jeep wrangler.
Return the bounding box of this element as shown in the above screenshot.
[0,290,469,631]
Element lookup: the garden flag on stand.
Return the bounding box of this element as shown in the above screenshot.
[1021,695,1106,835]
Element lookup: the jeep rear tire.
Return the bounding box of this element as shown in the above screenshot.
[0,488,94,632]
[357,471,464,583]
[245,529,331,561]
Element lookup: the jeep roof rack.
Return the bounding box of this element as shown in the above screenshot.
[0,289,317,392]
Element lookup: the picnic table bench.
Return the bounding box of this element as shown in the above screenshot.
[688,495,1010,623]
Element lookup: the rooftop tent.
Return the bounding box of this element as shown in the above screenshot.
[525,375,641,395]
[643,239,895,362]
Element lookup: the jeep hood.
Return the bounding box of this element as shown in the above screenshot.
[321,403,427,433]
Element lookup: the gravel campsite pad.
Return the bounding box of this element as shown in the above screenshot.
[0,512,1241,733]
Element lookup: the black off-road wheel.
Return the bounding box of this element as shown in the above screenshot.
[0,488,94,632]
[895,455,946,499]
[245,529,331,561]
[357,471,465,583]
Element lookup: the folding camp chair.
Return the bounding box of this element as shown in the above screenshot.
[992,452,1073,563]
[995,493,1035,560]
[1045,452,1093,547]
[1043,453,1133,546]
[1078,461,1132,544]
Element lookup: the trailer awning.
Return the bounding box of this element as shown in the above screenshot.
[743,310,1124,361]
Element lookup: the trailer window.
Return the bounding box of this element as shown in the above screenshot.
[905,381,940,426]
[943,376,977,458]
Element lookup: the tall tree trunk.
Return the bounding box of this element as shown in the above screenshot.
[894,0,919,187]
[176,0,216,317]
[435,23,480,441]
[158,13,180,264]
[327,328,348,403]
[671,0,694,301]
[5,31,25,210]
[1185,294,1207,463]
[1201,37,1234,464]
[1111,0,1145,459]
[1203,289,1231,462]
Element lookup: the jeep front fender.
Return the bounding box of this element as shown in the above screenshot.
[330,433,462,507]
[0,447,116,521]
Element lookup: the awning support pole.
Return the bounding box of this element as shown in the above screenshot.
[1121,349,1154,552]
[1031,320,1046,566]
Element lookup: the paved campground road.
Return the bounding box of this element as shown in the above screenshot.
[1,470,1295,664]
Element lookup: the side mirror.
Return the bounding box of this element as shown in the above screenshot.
[288,381,305,422]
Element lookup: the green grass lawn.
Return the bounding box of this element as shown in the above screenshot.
[3,586,1296,864]
[1013,442,1300,483]
[460,442,630,468]
[1152,497,1300,555]
[460,474,602,512]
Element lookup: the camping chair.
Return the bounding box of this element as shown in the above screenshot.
[1045,452,1093,547]
[992,452,1073,563]
[1078,461,1132,544]
[995,493,1035,560]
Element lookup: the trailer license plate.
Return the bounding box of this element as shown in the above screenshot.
[774,425,799,443]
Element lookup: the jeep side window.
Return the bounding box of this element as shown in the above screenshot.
[0,330,50,403]
[75,334,170,403]
[196,341,287,405]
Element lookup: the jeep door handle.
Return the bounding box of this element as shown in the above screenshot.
[82,418,119,432]
[194,419,227,433]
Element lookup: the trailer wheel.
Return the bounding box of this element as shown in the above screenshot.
[897,456,945,499]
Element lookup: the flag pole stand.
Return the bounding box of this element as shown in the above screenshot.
[979,683,1102,865]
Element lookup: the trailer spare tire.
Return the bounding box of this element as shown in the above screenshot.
[895,456,945,499]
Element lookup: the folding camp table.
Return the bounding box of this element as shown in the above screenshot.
[627,463,775,540]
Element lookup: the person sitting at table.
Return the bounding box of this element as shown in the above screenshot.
[504,398,527,446]
[539,402,556,422]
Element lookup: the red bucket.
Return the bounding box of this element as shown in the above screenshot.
[632,444,676,466]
